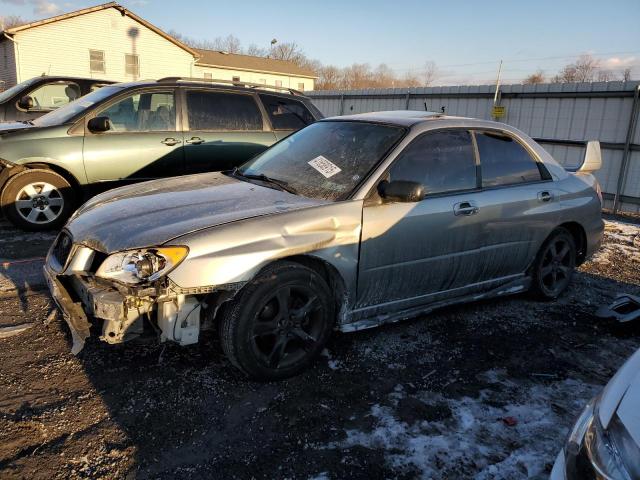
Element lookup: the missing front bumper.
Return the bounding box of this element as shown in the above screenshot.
[44,265,202,353]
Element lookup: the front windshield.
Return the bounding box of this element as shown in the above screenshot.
[0,78,39,103]
[33,85,124,127]
[240,121,405,201]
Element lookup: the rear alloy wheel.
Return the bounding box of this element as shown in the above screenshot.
[531,228,576,299]
[219,262,334,380]
[0,169,75,231]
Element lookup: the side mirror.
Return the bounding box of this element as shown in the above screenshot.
[378,180,424,203]
[18,95,34,110]
[87,116,111,133]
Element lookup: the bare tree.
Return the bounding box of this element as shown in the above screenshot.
[523,70,545,84]
[597,69,614,82]
[552,54,600,83]
[622,67,632,82]
[0,15,27,31]
[422,61,438,86]
[246,44,268,57]
[212,34,242,54]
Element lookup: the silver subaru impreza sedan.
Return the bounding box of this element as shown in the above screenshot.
[44,111,604,379]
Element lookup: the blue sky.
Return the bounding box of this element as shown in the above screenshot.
[1,0,639,83]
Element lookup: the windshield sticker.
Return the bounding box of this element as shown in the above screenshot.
[308,155,342,178]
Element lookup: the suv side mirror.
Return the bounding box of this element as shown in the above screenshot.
[87,116,111,133]
[378,180,424,203]
[18,95,34,110]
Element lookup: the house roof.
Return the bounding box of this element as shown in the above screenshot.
[2,2,198,57]
[194,49,317,79]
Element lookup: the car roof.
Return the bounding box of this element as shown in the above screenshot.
[323,110,518,130]
[30,75,114,83]
[110,78,309,100]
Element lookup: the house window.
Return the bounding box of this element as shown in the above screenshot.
[125,54,139,77]
[232,76,241,84]
[297,82,304,91]
[274,80,283,87]
[203,72,212,80]
[89,50,105,73]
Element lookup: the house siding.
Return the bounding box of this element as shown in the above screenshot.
[193,65,314,91]
[13,8,194,83]
[0,39,17,89]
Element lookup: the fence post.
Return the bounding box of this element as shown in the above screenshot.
[613,84,640,214]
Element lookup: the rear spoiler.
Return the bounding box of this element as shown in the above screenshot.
[565,141,602,173]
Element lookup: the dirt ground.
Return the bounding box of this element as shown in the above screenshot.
[1,217,639,479]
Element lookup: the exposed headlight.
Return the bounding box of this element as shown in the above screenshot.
[96,247,188,285]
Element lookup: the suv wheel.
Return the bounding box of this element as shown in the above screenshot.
[0,169,75,231]
[219,262,335,380]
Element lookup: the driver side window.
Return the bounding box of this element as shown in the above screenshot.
[97,91,175,133]
[27,82,80,111]
[389,130,477,195]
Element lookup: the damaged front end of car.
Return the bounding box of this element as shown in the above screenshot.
[43,230,234,354]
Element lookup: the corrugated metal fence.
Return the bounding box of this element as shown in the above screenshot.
[308,81,640,214]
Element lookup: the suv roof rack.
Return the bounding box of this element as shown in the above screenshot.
[156,77,304,96]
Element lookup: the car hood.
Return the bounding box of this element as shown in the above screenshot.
[66,172,327,253]
[599,348,640,446]
[0,121,34,135]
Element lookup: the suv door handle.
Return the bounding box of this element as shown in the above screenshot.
[185,136,204,145]
[537,191,553,202]
[453,201,479,216]
[161,137,182,146]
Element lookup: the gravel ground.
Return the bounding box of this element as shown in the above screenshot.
[0,217,639,479]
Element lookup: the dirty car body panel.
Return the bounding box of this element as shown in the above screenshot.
[44,112,604,359]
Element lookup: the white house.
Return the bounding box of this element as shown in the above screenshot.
[0,2,316,91]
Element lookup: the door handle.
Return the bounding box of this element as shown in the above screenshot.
[453,201,479,216]
[161,137,182,146]
[185,136,204,145]
[537,191,553,202]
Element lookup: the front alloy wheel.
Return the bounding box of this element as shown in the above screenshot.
[1,169,75,231]
[219,262,334,380]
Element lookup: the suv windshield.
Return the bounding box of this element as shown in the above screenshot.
[239,121,405,201]
[0,78,39,103]
[32,85,124,127]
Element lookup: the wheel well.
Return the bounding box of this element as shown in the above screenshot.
[558,221,587,265]
[204,255,350,331]
[23,163,83,198]
[281,255,349,325]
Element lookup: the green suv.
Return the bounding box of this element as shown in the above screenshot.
[0,77,322,230]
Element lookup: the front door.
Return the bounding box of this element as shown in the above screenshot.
[182,89,276,174]
[83,89,184,187]
[357,129,487,309]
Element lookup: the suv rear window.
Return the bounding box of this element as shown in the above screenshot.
[186,91,263,131]
[259,94,315,130]
[475,132,542,187]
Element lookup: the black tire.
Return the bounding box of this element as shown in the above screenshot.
[0,169,75,231]
[219,262,335,380]
[531,227,577,300]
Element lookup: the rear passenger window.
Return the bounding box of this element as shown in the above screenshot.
[186,91,263,131]
[259,94,315,130]
[475,132,542,187]
[389,130,477,195]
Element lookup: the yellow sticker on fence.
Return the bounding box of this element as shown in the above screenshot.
[492,105,506,118]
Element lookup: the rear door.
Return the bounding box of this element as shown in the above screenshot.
[357,129,487,308]
[470,130,556,281]
[83,88,184,186]
[182,89,276,174]
[258,93,316,141]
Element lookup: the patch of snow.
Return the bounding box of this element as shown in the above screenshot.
[326,369,600,479]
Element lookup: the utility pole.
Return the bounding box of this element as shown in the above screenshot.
[493,60,503,106]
